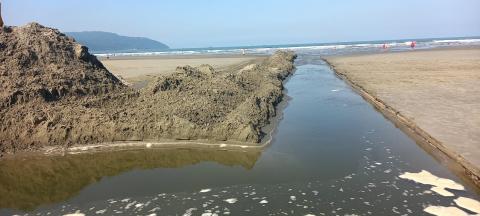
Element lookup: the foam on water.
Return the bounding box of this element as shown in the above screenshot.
[63,211,85,216]
[399,170,465,196]
[19,133,479,215]
[224,198,238,204]
[454,197,480,214]
[432,39,480,44]
[424,206,471,216]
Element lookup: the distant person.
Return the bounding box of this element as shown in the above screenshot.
[410,41,416,49]
[382,43,388,49]
[0,2,4,27]
[242,49,246,55]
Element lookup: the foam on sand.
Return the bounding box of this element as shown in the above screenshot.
[399,170,464,196]
[454,197,480,214]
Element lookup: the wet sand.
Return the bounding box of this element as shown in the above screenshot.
[325,48,480,186]
[100,54,264,83]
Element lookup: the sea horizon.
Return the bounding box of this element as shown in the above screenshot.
[93,35,480,57]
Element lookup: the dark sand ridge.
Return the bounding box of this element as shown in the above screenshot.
[325,48,480,187]
[0,23,296,156]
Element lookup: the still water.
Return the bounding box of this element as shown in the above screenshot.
[1,57,479,215]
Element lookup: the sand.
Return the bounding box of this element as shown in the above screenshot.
[0,23,297,156]
[326,48,480,186]
[100,55,263,83]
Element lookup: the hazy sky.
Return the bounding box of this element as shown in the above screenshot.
[3,0,480,48]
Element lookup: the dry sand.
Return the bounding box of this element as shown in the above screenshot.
[0,23,297,156]
[326,48,480,186]
[100,55,263,83]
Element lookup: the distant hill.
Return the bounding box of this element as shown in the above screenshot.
[66,31,169,53]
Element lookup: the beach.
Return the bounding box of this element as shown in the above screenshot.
[100,55,263,84]
[3,0,480,214]
[3,24,480,214]
[5,50,480,215]
[325,48,480,185]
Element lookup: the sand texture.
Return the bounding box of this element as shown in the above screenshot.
[326,48,480,185]
[0,23,296,156]
[0,23,125,109]
[101,55,262,84]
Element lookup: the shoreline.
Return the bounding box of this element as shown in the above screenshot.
[323,44,480,58]
[323,51,480,188]
[0,140,264,161]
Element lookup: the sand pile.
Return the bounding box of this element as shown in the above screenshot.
[0,23,124,109]
[147,52,294,140]
[0,23,296,156]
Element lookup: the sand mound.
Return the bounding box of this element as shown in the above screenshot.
[0,23,124,109]
[136,50,296,142]
[0,23,296,156]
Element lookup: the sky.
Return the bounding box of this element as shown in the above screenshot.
[2,0,480,48]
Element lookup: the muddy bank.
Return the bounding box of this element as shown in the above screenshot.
[324,50,480,188]
[0,23,296,156]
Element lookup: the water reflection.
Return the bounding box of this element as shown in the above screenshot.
[0,148,261,211]
[2,61,479,216]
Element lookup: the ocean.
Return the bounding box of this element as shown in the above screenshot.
[94,36,480,57]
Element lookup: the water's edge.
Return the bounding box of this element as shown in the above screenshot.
[323,58,480,190]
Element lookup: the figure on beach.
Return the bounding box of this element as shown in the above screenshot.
[410,41,416,49]
[0,2,4,27]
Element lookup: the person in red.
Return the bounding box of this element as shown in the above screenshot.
[410,41,416,49]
